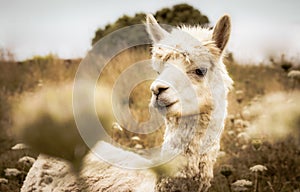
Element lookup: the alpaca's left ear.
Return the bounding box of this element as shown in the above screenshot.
[146,14,169,43]
[212,15,231,52]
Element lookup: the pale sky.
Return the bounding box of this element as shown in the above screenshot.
[1,0,300,63]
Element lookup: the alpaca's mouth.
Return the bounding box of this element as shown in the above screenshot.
[155,100,177,111]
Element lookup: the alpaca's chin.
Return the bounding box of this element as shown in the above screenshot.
[151,100,202,118]
[157,102,196,118]
[151,101,179,117]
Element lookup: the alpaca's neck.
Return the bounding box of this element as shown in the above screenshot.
[161,97,227,166]
[161,113,209,157]
[162,115,199,156]
[158,107,224,189]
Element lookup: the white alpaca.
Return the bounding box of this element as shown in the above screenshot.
[20,14,232,192]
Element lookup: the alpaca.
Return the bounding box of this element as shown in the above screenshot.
[147,14,233,191]
[20,14,233,192]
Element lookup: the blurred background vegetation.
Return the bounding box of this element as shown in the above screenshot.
[91,3,209,46]
[0,3,299,192]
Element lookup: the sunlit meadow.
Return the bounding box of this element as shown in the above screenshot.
[0,46,299,191]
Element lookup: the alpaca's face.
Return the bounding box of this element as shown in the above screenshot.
[146,14,231,118]
[149,44,214,117]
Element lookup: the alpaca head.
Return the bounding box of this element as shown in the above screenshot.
[146,14,232,119]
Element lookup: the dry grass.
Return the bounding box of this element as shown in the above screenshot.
[0,48,299,191]
[0,55,79,191]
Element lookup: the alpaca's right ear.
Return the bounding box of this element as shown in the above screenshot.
[146,14,169,43]
[212,15,231,52]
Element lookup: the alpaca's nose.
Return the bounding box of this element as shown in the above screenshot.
[150,81,169,96]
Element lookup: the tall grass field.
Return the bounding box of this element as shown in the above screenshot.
[0,48,299,191]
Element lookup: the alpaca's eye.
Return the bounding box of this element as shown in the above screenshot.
[195,68,207,76]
